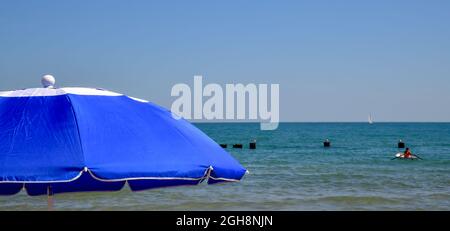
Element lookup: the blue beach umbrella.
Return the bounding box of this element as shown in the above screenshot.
[0,76,247,198]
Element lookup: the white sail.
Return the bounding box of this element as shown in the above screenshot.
[368,114,373,124]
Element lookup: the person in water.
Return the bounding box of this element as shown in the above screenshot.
[404,147,412,158]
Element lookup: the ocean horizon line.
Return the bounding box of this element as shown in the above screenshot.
[191,121,450,124]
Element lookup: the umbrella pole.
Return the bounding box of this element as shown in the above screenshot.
[47,185,53,211]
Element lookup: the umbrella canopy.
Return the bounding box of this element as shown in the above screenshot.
[0,78,246,196]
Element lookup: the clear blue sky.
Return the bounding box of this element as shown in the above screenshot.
[1,0,449,122]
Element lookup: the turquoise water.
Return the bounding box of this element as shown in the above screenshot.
[1,123,450,210]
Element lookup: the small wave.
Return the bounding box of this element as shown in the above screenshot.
[313,195,400,205]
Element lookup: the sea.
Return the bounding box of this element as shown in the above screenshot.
[1,123,449,210]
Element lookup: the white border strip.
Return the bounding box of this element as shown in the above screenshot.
[0,170,85,184]
[0,166,245,184]
[0,87,122,97]
[85,168,208,182]
[61,87,122,96]
[0,87,150,104]
[127,96,149,103]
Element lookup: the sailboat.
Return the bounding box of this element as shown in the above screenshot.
[368,114,374,124]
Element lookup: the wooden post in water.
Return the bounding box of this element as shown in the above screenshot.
[323,139,331,147]
[219,144,228,148]
[47,185,54,211]
[249,140,256,149]
[398,140,405,149]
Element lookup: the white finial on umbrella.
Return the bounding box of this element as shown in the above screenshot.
[41,74,56,88]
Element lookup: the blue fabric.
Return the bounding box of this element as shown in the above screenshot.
[25,173,126,196]
[0,183,23,195]
[0,96,85,182]
[128,179,201,191]
[0,93,246,195]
